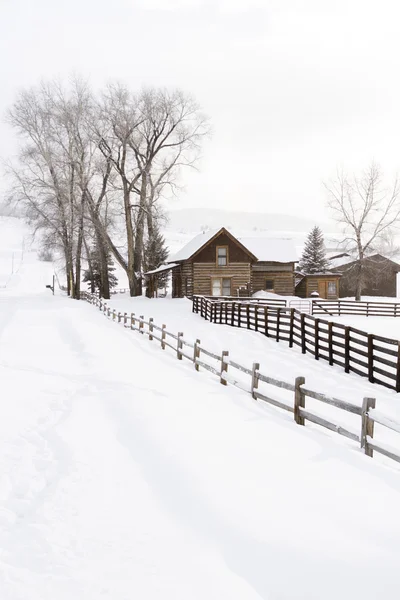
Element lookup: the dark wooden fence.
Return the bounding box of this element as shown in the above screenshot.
[81,291,400,466]
[192,295,400,393]
[312,299,400,317]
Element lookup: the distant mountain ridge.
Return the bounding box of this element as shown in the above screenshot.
[166,208,332,235]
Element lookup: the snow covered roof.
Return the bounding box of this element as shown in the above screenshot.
[168,230,219,262]
[168,228,298,264]
[238,237,298,263]
[144,263,179,276]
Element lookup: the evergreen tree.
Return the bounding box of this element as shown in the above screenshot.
[299,226,330,274]
[83,245,118,296]
[144,223,169,297]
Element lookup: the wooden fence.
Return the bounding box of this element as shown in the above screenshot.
[312,299,400,317]
[192,295,400,393]
[81,291,400,467]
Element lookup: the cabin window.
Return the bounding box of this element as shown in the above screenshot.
[211,278,231,296]
[328,281,337,295]
[217,246,228,266]
[265,279,275,292]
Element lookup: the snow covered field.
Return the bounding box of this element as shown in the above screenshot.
[2,217,400,599]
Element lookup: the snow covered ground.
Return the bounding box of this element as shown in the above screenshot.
[2,217,400,599]
[108,294,400,439]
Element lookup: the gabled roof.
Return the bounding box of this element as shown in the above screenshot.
[330,253,400,272]
[238,237,297,263]
[168,227,258,262]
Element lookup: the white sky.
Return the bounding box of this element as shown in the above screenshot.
[1,0,400,222]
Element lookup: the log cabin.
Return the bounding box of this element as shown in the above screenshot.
[158,227,297,298]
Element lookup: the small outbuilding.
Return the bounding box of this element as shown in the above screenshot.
[295,272,341,299]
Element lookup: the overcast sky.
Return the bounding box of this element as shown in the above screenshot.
[1,0,400,222]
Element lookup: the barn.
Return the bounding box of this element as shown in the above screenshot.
[330,254,400,297]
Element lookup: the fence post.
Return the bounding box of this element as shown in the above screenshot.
[254,306,259,332]
[314,318,320,360]
[124,312,127,326]
[220,302,223,324]
[117,312,121,323]
[177,332,183,359]
[344,326,350,373]
[396,342,400,393]
[294,376,306,425]
[246,304,250,329]
[194,338,201,371]
[103,303,107,314]
[149,318,154,341]
[264,306,269,337]
[301,314,306,354]
[107,307,111,318]
[220,350,229,385]
[130,313,134,329]
[251,362,260,399]
[276,308,281,342]
[112,310,116,321]
[328,322,333,365]
[161,324,166,349]
[368,334,374,383]
[289,308,295,348]
[238,303,241,328]
[361,397,376,457]
[139,315,144,334]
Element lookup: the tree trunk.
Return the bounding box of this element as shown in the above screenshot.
[97,232,110,300]
[355,235,364,301]
[132,172,147,296]
[74,200,85,300]
[122,184,136,297]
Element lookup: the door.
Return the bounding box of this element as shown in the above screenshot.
[318,281,327,298]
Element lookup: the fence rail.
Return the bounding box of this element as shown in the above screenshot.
[312,299,400,317]
[81,291,400,467]
[192,295,400,393]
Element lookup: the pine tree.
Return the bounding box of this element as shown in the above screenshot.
[144,223,169,297]
[299,226,330,274]
[83,245,118,296]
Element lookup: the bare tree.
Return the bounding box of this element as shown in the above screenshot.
[99,85,210,296]
[325,163,400,300]
[5,78,210,299]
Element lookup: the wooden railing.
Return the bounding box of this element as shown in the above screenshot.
[312,299,400,317]
[199,295,287,307]
[192,295,400,393]
[81,291,400,466]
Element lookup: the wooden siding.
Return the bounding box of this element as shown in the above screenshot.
[251,263,295,296]
[194,233,253,264]
[296,275,340,300]
[193,262,251,296]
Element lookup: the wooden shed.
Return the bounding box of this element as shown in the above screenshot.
[166,228,297,298]
[295,273,341,299]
